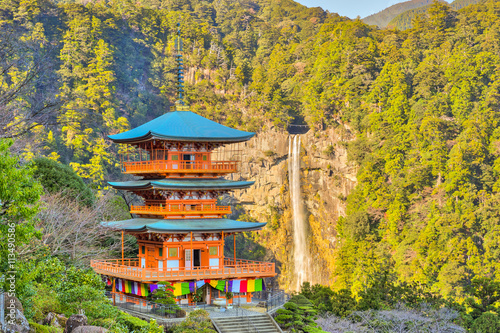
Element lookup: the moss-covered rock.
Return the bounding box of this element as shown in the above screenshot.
[29,321,62,333]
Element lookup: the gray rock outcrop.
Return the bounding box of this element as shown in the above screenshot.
[72,326,108,333]
[2,294,29,333]
[63,314,88,333]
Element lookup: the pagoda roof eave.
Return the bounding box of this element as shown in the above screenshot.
[108,111,255,144]
[101,218,267,233]
[108,179,254,191]
[108,133,254,144]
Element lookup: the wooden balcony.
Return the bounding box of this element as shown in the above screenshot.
[90,258,276,282]
[130,204,231,218]
[121,160,238,175]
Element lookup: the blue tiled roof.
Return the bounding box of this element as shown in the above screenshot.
[108,111,254,143]
[101,218,266,233]
[108,179,254,190]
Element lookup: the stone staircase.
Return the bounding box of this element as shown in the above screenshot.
[211,314,283,333]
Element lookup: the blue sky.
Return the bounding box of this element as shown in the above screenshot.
[294,0,442,19]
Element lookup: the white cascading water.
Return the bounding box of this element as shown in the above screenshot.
[288,135,309,290]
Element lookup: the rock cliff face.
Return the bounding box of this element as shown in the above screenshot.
[228,125,357,290]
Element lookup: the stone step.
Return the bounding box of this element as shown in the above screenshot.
[218,323,275,329]
[212,314,281,333]
[218,321,274,326]
[217,319,271,324]
[214,315,266,322]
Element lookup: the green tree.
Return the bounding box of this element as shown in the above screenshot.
[31,157,94,206]
[172,309,216,333]
[0,139,43,290]
[275,295,324,332]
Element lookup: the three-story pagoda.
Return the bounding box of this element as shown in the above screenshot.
[91,25,275,305]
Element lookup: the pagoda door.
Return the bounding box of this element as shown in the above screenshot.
[193,249,201,269]
[183,154,194,169]
[146,247,156,269]
[185,249,192,269]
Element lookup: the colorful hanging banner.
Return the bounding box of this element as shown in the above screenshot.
[114,279,150,297]
[203,278,264,293]
[172,282,192,296]
[141,283,149,297]
[240,280,248,293]
[115,278,265,298]
[255,279,263,292]
[132,281,138,295]
[216,280,226,291]
[181,282,191,295]
[247,279,255,292]
[225,280,233,292]
[231,280,240,293]
[173,283,182,296]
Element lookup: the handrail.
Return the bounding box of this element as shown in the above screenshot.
[223,257,271,266]
[265,290,287,313]
[94,258,273,268]
[144,199,217,205]
[121,160,239,173]
[111,292,185,318]
[90,258,275,281]
[130,204,231,213]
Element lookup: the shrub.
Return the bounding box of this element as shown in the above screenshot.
[31,157,94,206]
[323,144,334,156]
[331,289,356,317]
[89,317,117,330]
[31,285,63,322]
[341,211,372,241]
[29,321,62,333]
[172,310,216,333]
[58,282,118,323]
[138,319,164,333]
[470,312,500,333]
[80,301,119,323]
[263,150,276,157]
[116,312,150,331]
[276,297,322,332]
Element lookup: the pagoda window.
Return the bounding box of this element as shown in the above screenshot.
[202,155,207,161]
[158,247,163,257]
[171,154,179,161]
[183,154,194,161]
[141,246,145,255]
[209,246,218,256]
[168,247,178,258]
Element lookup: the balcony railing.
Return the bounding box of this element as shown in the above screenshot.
[130,204,231,217]
[91,257,276,282]
[121,160,238,175]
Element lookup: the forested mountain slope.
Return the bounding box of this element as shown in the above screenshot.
[389,0,483,29]
[4,0,500,304]
[362,0,440,27]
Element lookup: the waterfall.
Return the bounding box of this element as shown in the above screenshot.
[288,135,310,291]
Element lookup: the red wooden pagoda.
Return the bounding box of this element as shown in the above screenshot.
[91,25,275,305]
